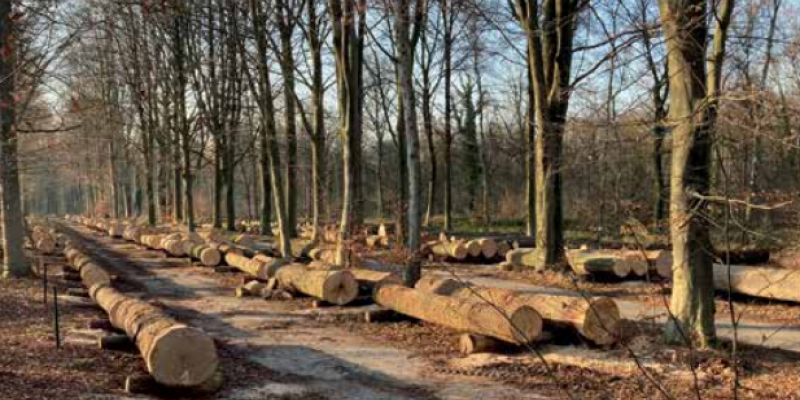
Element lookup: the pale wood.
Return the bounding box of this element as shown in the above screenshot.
[713,263,800,303]
[479,238,498,259]
[348,269,402,292]
[505,248,538,268]
[567,250,630,278]
[189,245,221,267]
[465,240,482,257]
[35,236,56,255]
[430,240,468,260]
[224,252,285,279]
[162,239,186,257]
[275,263,359,305]
[374,284,541,344]
[415,277,621,345]
[67,246,218,388]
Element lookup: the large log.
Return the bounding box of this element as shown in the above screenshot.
[567,250,630,278]
[465,240,482,258]
[505,248,538,268]
[275,264,359,305]
[713,263,800,303]
[430,240,468,261]
[66,246,219,388]
[92,285,218,387]
[373,284,542,344]
[161,239,186,257]
[189,245,222,267]
[479,238,498,259]
[415,277,620,345]
[348,269,402,292]
[224,253,285,279]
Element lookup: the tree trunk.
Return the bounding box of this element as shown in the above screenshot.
[0,0,30,278]
[249,0,292,257]
[396,0,423,286]
[659,0,733,345]
[442,0,453,232]
[309,0,326,242]
[279,5,298,239]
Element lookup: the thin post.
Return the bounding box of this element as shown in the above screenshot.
[42,263,48,310]
[52,287,61,350]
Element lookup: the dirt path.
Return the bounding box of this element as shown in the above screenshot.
[66,224,548,400]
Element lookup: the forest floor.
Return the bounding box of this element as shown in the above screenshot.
[5,223,800,399]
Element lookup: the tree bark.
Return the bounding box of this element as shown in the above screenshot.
[659,0,734,345]
[0,0,30,278]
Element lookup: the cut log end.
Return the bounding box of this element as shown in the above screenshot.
[144,325,219,388]
[580,298,622,345]
[321,271,359,305]
[508,305,543,344]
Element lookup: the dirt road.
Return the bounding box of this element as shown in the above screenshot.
[65,224,548,400]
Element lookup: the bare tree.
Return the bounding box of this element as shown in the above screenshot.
[660,0,734,345]
[0,0,30,277]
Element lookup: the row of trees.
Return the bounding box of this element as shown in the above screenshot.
[3,0,797,346]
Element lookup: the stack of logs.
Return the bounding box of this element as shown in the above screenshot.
[62,240,220,390]
[424,234,512,262]
[30,223,58,255]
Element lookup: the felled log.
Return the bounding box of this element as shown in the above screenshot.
[206,241,244,256]
[35,237,56,255]
[479,238,498,259]
[224,253,285,279]
[189,245,222,267]
[92,284,218,388]
[275,263,359,305]
[373,284,541,344]
[465,240,482,257]
[616,250,672,279]
[430,240,468,261]
[65,244,219,388]
[348,269,402,292]
[567,250,630,278]
[415,277,621,345]
[497,241,512,257]
[66,251,112,289]
[108,224,125,238]
[713,263,800,303]
[505,248,538,268]
[161,239,186,257]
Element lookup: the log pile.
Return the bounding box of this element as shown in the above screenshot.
[374,283,542,344]
[30,224,57,255]
[63,243,219,389]
[425,235,508,263]
[415,277,621,345]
